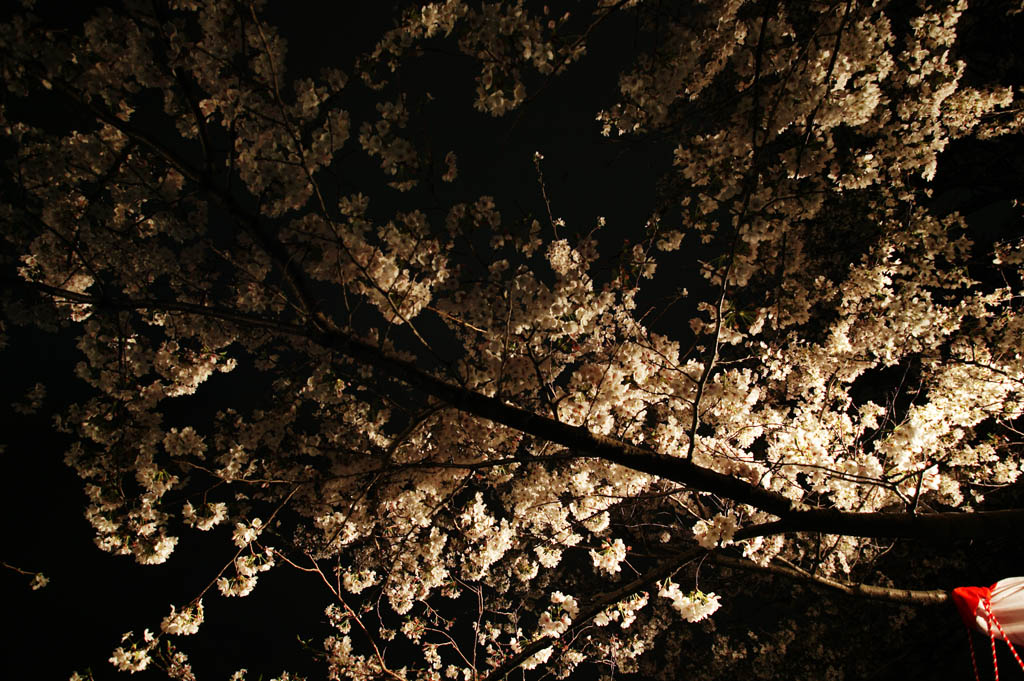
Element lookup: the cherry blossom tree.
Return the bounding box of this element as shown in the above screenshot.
[2,0,1023,679]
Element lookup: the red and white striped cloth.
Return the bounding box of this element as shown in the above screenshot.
[952,577,1024,680]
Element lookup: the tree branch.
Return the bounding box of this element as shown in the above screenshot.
[16,279,1024,543]
[709,552,949,605]
[482,549,704,681]
[734,507,1024,542]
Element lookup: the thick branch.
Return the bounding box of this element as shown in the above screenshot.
[16,280,1024,542]
[310,325,797,516]
[710,553,949,605]
[735,508,1024,542]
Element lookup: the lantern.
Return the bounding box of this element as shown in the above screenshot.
[952,577,1024,680]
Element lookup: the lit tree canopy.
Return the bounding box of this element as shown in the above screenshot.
[2,0,1023,679]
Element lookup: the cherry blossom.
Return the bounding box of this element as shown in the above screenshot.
[2,0,1023,679]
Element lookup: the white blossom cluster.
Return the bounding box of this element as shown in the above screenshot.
[590,537,628,575]
[217,548,275,598]
[109,631,157,673]
[231,518,264,548]
[160,601,204,636]
[342,569,378,594]
[536,591,579,638]
[181,501,228,531]
[658,582,722,623]
[691,513,739,550]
